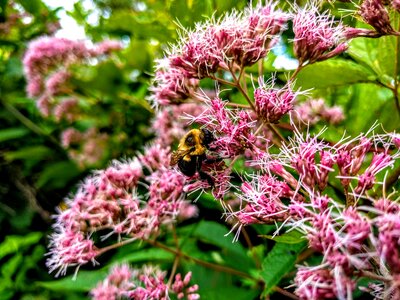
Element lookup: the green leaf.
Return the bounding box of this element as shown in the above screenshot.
[348,34,398,84]
[36,161,80,189]
[0,127,29,143]
[261,230,306,244]
[1,253,23,278]
[37,269,109,292]
[0,232,42,260]
[295,59,377,90]
[183,262,261,300]
[18,0,44,14]
[112,248,174,264]
[3,145,53,161]
[192,221,247,258]
[192,220,255,272]
[261,241,307,296]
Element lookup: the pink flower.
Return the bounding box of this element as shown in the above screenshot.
[235,174,291,225]
[171,272,200,300]
[355,151,394,194]
[293,3,347,65]
[138,143,171,171]
[46,227,98,277]
[291,98,344,126]
[222,2,289,67]
[149,61,199,106]
[36,95,51,117]
[192,97,257,158]
[360,0,394,34]
[53,98,79,122]
[23,36,124,118]
[308,210,338,253]
[254,78,298,123]
[102,158,143,189]
[341,207,371,251]
[281,131,335,191]
[375,213,400,273]
[91,265,134,300]
[295,266,355,300]
[45,70,71,96]
[61,128,83,148]
[91,265,200,300]
[336,137,372,187]
[91,40,123,55]
[391,133,400,149]
[393,0,400,12]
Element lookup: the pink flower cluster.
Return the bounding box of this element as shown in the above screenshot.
[221,126,400,299]
[193,97,257,158]
[61,127,109,169]
[233,129,399,227]
[293,197,400,299]
[46,145,198,276]
[149,2,289,106]
[291,98,344,126]
[254,79,300,123]
[360,0,394,35]
[91,264,199,300]
[152,103,207,147]
[23,36,122,117]
[293,3,348,65]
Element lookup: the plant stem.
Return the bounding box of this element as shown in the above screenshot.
[167,256,180,287]
[357,270,392,283]
[1,98,64,151]
[229,66,257,111]
[97,237,138,255]
[225,102,252,109]
[272,286,299,300]
[289,65,303,83]
[167,225,181,286]
[393,22,400,118]
[146,239,256,281]
[209,75,237,87]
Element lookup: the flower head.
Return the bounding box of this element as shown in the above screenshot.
[293,3,347,65]
[295,266,355,300]
[360,0,394,34]
[192,97,257,158]
[254,78,299,123]
[91,265,199,300]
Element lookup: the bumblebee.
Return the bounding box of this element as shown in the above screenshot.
[171,128,214,184]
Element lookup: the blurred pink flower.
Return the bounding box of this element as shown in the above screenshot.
[47,144,200,275]
[53,98,79,122]
[291,98,344,126]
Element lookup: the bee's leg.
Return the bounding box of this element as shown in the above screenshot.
[198,170,214,186]
[203,157,223,164]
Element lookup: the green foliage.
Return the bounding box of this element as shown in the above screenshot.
[261,241,307,296]
[0,233,45,299]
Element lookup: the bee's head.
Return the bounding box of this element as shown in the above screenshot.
[201,128,214,147]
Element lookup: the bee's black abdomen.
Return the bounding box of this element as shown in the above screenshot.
[178,158,197,176]
[201,129,214,147]
[178,155,205,177]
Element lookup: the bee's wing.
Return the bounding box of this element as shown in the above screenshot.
[170,149,191,166]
